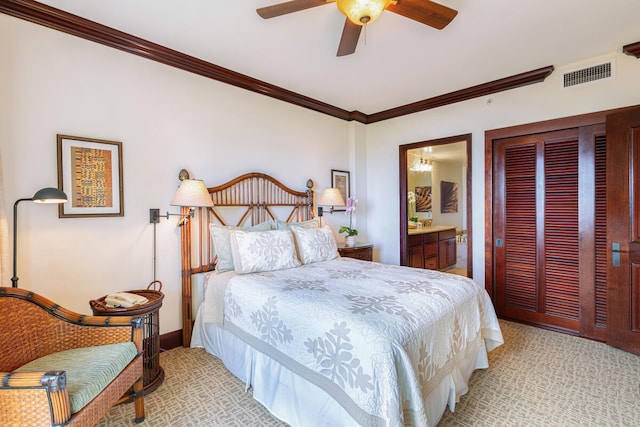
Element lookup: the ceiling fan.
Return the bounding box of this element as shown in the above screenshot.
[256,0,458,57]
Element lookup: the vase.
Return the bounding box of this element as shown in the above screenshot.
[346,236,356,247]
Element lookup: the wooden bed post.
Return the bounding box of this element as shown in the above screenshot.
[180,205,193,348]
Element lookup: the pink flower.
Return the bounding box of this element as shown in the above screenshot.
[340,196,358,237]
[345,197,357,214]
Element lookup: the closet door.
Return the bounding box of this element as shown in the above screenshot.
[493,135,540,322]
[579,125,607,341]
[606,107,640,355]
[493,127,605,335]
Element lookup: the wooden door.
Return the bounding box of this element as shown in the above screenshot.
[606,107,640,355]
[492,126,608,338]
[494,130,579,332]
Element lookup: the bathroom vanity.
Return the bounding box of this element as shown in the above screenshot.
[407,226,457,270]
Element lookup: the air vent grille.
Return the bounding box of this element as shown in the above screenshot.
[563,62,612,88]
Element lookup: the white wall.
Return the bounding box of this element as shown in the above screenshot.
[3,13,640,336]
[0,15,350,334]
[364,51,640,283]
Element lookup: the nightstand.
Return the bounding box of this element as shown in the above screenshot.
[337,242,373,261]
[89,282,165,398]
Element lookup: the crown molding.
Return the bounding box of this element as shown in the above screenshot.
[367,66,555,124]
[1,0,555,124]
[0,0,352,121]
[623,41,640,58]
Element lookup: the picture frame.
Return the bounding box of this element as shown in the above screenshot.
[331,169,350,211]
[415,186,432,212]
[440,181,458,213]
[57,134,124,218]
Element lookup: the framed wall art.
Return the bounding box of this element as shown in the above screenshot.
[440,181,458,213]
[57,134,124,218]
[415,186,432,212]
[331,169,349,211]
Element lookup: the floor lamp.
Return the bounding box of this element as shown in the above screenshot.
[12,187,68,287]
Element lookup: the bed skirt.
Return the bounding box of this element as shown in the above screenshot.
[192,306,489,427]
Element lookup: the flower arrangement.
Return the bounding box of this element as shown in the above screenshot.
[339,196,358,237]
[407,191,418,223]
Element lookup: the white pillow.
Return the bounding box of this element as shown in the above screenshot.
[290,225,338,265]
[229,229,301,274]
[210,222,273,273]
[274,218,320,230]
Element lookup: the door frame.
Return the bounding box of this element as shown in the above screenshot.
[484,105,640,300]
[399,134,473,277]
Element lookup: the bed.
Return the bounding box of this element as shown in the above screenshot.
[181,173,503,427]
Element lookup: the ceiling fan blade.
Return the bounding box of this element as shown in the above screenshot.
[257,0,331,19]
[387,0,458,30]
[336,19,362,57]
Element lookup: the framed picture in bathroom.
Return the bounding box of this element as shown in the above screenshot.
[415,186,432,212]
[441,181,458,213]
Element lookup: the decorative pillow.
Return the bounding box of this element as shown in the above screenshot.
[274,218,319,230]
[290,225,338,265]
[210,222,273,273]
[229,229,301,274]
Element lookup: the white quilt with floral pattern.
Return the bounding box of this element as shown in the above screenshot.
[221,258,503,427]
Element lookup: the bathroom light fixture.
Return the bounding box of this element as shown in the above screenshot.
[425,159,433,172]
[12,187,68,287]
[411,157,432,172]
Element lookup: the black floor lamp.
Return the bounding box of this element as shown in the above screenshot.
[12,187,67,288]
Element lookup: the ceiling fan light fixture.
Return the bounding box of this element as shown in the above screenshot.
[337,0,392,26]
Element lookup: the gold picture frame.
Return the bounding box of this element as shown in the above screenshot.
[57,134,124,218]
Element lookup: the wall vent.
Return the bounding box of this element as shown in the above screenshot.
[562,61,613,88]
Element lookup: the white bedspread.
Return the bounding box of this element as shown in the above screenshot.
[202,258,502,427]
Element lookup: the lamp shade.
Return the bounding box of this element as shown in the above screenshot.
[337,0,391,25]
[32,187,67,203]
[318,188,346,207]
[170,179,214,207]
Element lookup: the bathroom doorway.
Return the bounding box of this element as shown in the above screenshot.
[399,134,472,277]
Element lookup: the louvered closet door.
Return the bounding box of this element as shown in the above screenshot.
[493,127,606,336]
[582,125,608,341]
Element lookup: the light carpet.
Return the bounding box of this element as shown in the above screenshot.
[96,320,640,426]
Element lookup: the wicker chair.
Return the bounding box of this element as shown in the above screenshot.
[0,287,145,426]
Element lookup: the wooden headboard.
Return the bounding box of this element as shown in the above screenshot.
[179,173,314,346]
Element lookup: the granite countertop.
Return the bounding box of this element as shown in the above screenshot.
[407,225,456,235]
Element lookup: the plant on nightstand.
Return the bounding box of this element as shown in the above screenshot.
[339,196,358,246]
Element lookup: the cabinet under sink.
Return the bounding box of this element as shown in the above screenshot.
[407,227,457,270]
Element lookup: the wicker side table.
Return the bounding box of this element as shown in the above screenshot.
[90,281,165,397]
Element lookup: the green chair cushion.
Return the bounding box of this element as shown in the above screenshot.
[16,342,137,414]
